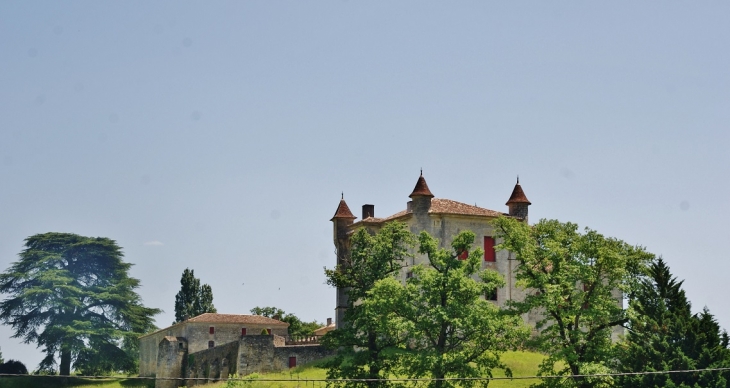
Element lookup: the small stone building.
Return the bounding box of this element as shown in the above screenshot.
[139,313,333,387]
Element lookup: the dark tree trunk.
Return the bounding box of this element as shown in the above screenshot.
[367,331,382,388]
[60,348,72,376]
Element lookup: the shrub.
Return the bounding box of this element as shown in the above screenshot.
[0,360,28,375]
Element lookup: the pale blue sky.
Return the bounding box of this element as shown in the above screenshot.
[1,2,729,369]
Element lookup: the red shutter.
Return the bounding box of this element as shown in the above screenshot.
[241,328,247,336]
[267,329,271,335]
[289,357,297,368]
[458,250,468,260]
[209,326,215,334]
[484,237,495,262]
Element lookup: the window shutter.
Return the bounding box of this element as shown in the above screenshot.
[484,237,496,262]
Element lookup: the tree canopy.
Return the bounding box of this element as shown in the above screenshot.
[250,306,322,337]
[0,233,160,375]
[323,221,416,388]
[367,230,529,388]
[174,268,216,323]
[493,217,654,388]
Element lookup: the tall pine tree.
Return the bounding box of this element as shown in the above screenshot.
[617,258,730,387]
[174,268,216,323]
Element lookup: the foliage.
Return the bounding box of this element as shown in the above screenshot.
[249,307,322,337]
[616,258,730,388]
[260,328,269,335]
[366,230,530,388]
[174,268,217,323]
[323,221,416,388]
[0,233,160,376]
[493,217,653,388]
[0,360,28,375]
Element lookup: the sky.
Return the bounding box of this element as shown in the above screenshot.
[0,2,729,369]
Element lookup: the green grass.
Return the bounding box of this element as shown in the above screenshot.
[215,351,547,388]
[0,376,154,388]
[0,351,547,388]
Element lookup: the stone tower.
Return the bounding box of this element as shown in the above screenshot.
[506,177,531,222]
[409,172,434,232]
[330,194,356,329]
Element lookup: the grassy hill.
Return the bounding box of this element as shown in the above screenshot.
[0,351,547,388]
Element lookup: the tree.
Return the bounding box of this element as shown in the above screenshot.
[0,233,160,375]
[493,217,654,388]
[0,360,28,375]
[616,258,730,388]
[250,306,322,337]
[323,221,416,388]
[173,268,217,323]
[367,230,529,388]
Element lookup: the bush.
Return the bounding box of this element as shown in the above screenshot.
[0,360,28,375]
[260,328,269,335]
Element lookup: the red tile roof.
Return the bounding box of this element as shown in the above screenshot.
[331,198,356,220]
[430,198,504,217]
[506,180,531,205]
[409,175,434,198]
[187,313,289,326]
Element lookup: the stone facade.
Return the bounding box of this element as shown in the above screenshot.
[140,313,289,380]
[140,313,334,388]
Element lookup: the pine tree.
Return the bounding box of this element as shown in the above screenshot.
[174,268,216,323]
[617,258,730,387]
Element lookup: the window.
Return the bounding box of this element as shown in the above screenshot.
[209,326,215,334]
[484,237,496,262]
[485,288,497,301]
[266,329,272,335]
[289,357,297,368]
[241,328,247,336]
[208,341,215,348]
[178,342,184,350]
[406,271,414,279]
[458,250,468,260]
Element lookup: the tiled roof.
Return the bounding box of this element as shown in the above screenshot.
[351,199,503,228]
[409,175,434,198]
[139,313,289,339]
[506,180,531,205]
[331,198,356,220]
[187,313,289,326]
[430,198,504,217]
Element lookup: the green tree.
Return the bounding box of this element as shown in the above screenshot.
[616,258,730,388]
[0,233,160,375]
[174,268,216,323]
[493,217,653,388]
[323,221,416,388]
[367,230,529,388]
[250,306,322,337]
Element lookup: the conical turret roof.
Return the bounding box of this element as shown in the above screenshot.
[331,195,356,221]
[506,177,531,205]
[409,173,434,198]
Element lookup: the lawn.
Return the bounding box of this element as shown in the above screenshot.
[0,351,548,388]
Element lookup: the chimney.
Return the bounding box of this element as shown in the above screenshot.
[362,204,374,219]
[327,317,332,326]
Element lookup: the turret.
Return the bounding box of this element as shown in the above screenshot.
[330,194,356,329]
[409,171,434,231]
[506,177,531,222]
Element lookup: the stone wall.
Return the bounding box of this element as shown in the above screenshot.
[185,340,240,386]
[237,336,334,376]
[155,337,186,388]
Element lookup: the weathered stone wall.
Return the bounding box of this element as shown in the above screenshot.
[155,337,186,388]
[184,322,288,354]
[272,344,334,371]
[140,324,186,377]
[237,336,335,376]
[185,340,240,386]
